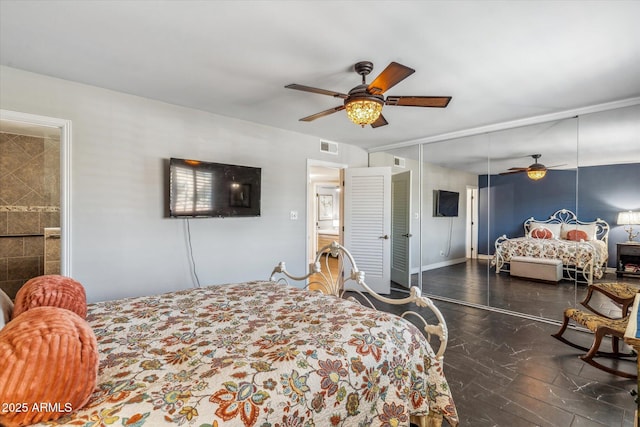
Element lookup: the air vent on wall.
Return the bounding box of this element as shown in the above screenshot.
[320,140,338,155]
[394,156,406,168]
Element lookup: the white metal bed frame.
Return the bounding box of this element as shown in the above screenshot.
[270,241,453,427]
[270,241,449,360]
[492,209,610,284]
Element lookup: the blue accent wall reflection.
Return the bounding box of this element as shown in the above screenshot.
[478,162,640,268]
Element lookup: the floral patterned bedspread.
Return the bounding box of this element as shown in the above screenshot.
[492,237,608,279]
[37,281,458,427]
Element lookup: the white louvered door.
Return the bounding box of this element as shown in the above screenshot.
[344,167,391,294]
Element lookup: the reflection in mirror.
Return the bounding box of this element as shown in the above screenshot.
[485,117,578,321]
[371,102,639,323]
[577,104,640,294]
[418,135,487,305]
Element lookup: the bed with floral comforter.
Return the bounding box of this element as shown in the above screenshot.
[35,281,458,427]
[491,209,610,284]
[491,236,608,280]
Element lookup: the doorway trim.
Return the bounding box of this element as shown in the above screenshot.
[465,186,478,259]
[0,109,72,276]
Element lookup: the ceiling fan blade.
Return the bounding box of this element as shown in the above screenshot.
[385,96,452,108]
[367,62,415,95]
[285,84,348,99]
[500,170,527,176]
[547,163,568,169]
[299,105,345,122]
[507,167,528,171]
[370,114,388,128]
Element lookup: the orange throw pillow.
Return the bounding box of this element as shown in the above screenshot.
[13,275,87,319]
[530,227,553,239]
[0,306,98,427]
[567,229,589,241]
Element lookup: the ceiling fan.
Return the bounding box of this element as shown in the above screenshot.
[285,61,452,128]
[500,154,565,181]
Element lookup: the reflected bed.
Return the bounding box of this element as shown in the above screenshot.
[491,209,610,284]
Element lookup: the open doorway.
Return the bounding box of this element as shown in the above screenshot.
[306,160,346,264]
[0,110,71,298]
[307,162,394,295]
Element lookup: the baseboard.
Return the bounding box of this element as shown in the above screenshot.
[412,257,468,274]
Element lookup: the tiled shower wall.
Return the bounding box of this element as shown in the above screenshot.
[0,132,60,299]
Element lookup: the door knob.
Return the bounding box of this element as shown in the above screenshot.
[379,235,389,239]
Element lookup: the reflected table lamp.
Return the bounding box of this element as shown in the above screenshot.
[617,210,640,242]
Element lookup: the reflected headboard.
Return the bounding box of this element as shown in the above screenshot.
[523,209,609,244]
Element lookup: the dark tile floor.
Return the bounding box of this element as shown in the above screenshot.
[415,259,639,322]
[431,301,636,426]
[367,261,640,426]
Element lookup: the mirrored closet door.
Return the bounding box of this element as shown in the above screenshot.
[371,102,639,322]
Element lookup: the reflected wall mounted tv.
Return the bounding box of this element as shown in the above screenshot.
[433,190,459,217]
[169,158,261,218]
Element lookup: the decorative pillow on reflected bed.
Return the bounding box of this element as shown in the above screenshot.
[530,221,561,238]
[530,226,554,239]
[12,275,87,319]
[567,229,589,241]
[0,306,98,427]
[560,223,596,240]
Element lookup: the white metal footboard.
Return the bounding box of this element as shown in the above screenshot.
[270,241,449,360]
[491,209,609,286]
[491,235,602,285]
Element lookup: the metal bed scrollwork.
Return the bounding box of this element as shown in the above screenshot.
[491,209,610,284]
[270,241,449,360]
[270,241,454,427]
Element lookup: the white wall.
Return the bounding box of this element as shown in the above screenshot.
[0,66,368,302]
[421,162,477,269]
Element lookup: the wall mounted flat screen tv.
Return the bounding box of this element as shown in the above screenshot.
[169,158,261,218]
[433,190,459,217]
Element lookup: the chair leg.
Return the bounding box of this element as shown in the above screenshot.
[582,327,606,361]
[552,313,593,353]
[609,336,636,358]
[579,327,637,379]
[612,336,620,355]
[552,317,636,357]
[551,313,570,339]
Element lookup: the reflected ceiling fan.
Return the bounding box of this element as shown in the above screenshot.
[285,61,452,128]
[500,154,566,181]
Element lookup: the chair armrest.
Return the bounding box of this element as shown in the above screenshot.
[581,282,638,318]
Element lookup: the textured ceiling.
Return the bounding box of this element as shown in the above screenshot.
[1,0,639,167]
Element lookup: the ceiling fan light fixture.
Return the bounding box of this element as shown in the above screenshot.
[345,97,383,127]
[527,168,547,180]
[287,61,450,127]
[525,154,547,180]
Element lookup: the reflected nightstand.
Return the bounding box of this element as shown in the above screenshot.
[616,242,640,278]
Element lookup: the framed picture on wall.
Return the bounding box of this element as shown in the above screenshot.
[229,183,252,208]
[318,195,333,220]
